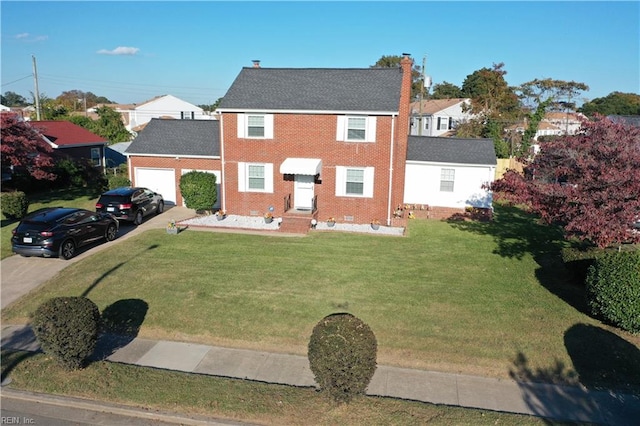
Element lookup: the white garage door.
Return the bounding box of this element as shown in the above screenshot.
[135,168,176,205]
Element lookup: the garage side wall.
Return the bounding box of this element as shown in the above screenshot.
[403,162,495,210]
[128,156,221,206]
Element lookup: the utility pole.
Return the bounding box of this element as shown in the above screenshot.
[418,55,425,136]
[32,55,41,120]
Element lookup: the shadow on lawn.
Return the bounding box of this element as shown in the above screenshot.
[447,204,589,314]
[93,298,149,361]
[510,323,640,424]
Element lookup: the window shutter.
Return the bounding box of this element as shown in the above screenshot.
[366,117,377,142]
[448,117,453,130]
[437,117,441,130]
[364,167,374,197]
[264,163,274,192]
[237,162,246,192]
[264,114,274,139]
[336,116,345,141]
[237,114,246,138]
[335,166,345,196]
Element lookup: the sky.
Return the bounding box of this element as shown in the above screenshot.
[1,1,639,107]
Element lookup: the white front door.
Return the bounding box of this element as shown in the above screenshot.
[294,175,314,210]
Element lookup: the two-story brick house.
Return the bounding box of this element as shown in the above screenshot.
[215,55,413,225]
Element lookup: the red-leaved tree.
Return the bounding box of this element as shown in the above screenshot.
[490,115,640,248]
[1,112,55,180]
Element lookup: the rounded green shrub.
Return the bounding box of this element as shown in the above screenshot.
[1,191,29,220]
[586,251,640,333]
[108,174,131,189]
[308,313,377,403]
[32,296,101,370]
[179,171,217,212]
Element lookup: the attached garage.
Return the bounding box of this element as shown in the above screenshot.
[124,119,222,208]
[135,167,177,205]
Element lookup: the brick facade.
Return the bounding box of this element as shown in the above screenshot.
[219,56,414,225]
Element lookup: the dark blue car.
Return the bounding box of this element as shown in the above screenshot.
[11,207,119,260]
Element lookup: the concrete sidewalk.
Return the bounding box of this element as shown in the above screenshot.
[2,324,639,425]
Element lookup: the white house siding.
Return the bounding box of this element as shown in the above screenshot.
[410,100,472,137]
[127,95,212,131]
[403,161,495,209]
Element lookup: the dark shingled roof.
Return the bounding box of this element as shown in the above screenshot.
[125,119,220,157]
[407,136,497,165]
[219,67,404,112]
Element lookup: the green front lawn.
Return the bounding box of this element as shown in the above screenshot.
[1,188,99,259]
[4,203,639,393]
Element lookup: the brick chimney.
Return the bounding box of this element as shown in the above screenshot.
[398,53,413,139]
[252,60,261,68]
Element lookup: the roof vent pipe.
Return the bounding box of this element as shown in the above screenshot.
[252,60,261,68]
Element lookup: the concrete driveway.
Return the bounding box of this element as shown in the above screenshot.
[1,206,195,309]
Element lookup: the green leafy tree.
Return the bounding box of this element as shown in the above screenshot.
[579,92,640,117]
[92,106,132,144]
[459,63,522,157]
[198,97,222,112]
[1,91,28,106]
[431,81,463,99]
[372,55,424,100]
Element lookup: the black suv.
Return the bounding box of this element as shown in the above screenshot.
[96,187,164,225]
[12,207,119,260]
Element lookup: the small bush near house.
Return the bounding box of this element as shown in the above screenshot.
[32,296,101,370]
[53,158,108,195]
[179,171,217,212]
[586,251,640,333]
[108,174,131,189]
[0,191,29,219]
[308,313,377,403]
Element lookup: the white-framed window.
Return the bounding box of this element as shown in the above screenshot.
[424,118,429,130]
[335,166,374,197]
[336,116,376,142]
[90,147,101,166]
[437,117,450,131]
[238,162,273,193]
[440,168,455,192]
[181,111,194,120]
[237,114,274,139]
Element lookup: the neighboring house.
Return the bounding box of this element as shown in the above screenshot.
[507,111,586,141]
[125,118,221,206]
[30,120,107,169]
[123,95,213,132]
[105,141,131,169]
[409,98,472,137]
[404,137,496,217]
[0,104,10,111]
[608,115,640,128]
[126,56,496,226]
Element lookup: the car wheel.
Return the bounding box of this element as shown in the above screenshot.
[156,201,164,215]
[133,210,143,226]
[59,240,75,260]
[105,223,117,241]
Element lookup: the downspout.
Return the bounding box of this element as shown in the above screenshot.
[126,154,132,184]
[386,114,397,226]
[217,111,226,211]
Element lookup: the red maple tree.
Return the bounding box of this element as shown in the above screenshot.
[490,115,640,248]
[1,112,55,180]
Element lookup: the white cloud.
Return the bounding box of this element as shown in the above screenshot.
[97,46,140,56]
[14,33,47,42]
